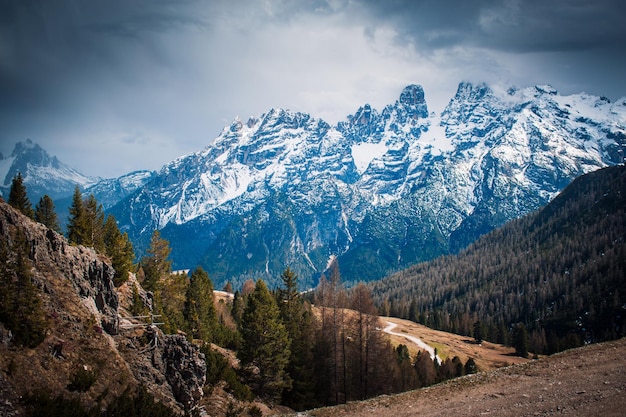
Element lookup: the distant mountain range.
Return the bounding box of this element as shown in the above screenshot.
[3,82,625,289]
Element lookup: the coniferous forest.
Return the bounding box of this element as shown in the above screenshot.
[1,165,625,415]
[2,175,473,414]
[371,165,626,356]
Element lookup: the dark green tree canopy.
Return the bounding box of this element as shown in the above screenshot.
[239,279,292,401]
[141,230,172,292]
[8,173,34,219]
[103,214,135,286]
[35,194,61,232]
[67,186,85,245]
[184,266,218,342]
[83,194,105,251]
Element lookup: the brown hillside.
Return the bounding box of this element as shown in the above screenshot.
[383,316,531,371]
[290,337,626,417]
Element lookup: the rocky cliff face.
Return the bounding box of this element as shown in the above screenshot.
[0,199,119,334]
[0,200,205,415]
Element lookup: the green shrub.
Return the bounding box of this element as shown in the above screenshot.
[67,367,98,392]
[24,386,176,417]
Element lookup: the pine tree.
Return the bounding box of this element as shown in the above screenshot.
[414,350,437,387]
[130,283,148,316]
[277,268,318,410]
[0,230,47,347]
[83,194,105,251]
[103,215,135,286]
[513,323,530,358]
[158,272,188,334]
[238,279,292,402]
[231,290,245,324]
[473,320,483,344]
[8,173,34,218]
[464,357,478,374]
[141,230,172,292]
[67,186,86,244]
[34,195,61,232]
[184,267,218,342]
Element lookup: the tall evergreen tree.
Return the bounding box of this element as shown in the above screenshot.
[277,268,318,410]
[103,215,135,286]
[83,194,105,251]
[513,323,530,358]
[238,279,292,402]
[159,272,189,334]
[8,173,34,218]
[34,195,61,232]
[67,186,86,244]
[184,267,218,342]
[231,290,245,324]
[0,230,47,347]
[141,230,172,292]
[473,320,484,344]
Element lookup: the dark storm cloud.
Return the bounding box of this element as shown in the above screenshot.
[0,0,205,101]
[355,0,626,52]
[1,0,624,178]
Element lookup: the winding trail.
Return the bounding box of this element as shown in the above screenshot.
[383,321,442,364]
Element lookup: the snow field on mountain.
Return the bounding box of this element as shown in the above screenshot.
[351,142,388,175]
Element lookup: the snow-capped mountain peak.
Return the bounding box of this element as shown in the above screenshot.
[104,82,626,288]
[0,139,99,201]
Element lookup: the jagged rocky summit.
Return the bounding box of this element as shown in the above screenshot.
[0,139,98,202]
[106,82,625,289]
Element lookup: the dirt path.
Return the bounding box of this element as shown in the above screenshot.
[381,316,529,371]
[288,337,626,417]
[383,321,441,363]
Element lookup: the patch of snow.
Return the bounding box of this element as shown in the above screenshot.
[325,254,337,271]
[303,252,317,271]
[424,116,454,155]
[351,142,388,175]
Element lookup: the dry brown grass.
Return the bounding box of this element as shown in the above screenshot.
[290,337,626,417]
[382,316,530,371]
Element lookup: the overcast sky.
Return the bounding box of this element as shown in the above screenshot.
[1,0,625,179]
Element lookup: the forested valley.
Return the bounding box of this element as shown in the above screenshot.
[2,174,476,415]
[371,165,626,357]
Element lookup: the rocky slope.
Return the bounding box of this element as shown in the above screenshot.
[0,200,205,415]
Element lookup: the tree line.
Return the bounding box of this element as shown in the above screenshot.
[136,231,477,410]
[7,173,135,286]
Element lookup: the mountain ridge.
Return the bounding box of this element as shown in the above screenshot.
[0,139,98,202]
[109,81,623,288]
[4,81,626,288]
